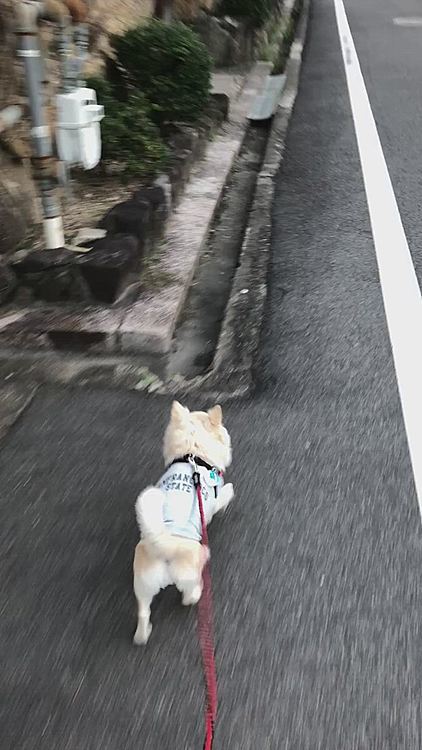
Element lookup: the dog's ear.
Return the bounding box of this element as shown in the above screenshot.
[208,405,222,426]
[171,401,188,422]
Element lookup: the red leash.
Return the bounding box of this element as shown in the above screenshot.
[193,469,217,750]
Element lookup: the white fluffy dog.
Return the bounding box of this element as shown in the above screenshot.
[133,401,233,645]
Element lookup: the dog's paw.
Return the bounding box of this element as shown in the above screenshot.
[217,482,234,512]
[224,482,234,500]
[182,585,202,606]
[133,623,152,646]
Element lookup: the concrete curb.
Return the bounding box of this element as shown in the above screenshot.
[163,0,311,401]
[0,383,38,442]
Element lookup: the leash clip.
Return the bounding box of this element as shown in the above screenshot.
[187,453,197,471]
[188,454,201,488]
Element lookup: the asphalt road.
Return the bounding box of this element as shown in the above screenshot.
[2,0,422,748]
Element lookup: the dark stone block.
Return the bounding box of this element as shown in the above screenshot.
[210,92,230,121]
[193,12,235,67]
[11,248,74,275]
[0,177,32,257]
[31,268,92,304]
[11,249,91,304]
[98,199,151,255]
[11,234,141,306]
[75,233,139,304]
[0,264,17,305]
[166,157,187,205]
[47,330,108,351]
[133,184,166,213]
[133,182,170,236]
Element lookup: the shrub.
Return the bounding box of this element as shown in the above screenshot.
[112,20,212,126]
[86,77,168,177]
[271,0,303,75]
[218,0,273,27]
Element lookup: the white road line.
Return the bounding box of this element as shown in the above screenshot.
[333,0,422,514]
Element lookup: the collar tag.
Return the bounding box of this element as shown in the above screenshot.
[206,469,219,488]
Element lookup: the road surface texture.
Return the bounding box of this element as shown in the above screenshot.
[2,0,422,748]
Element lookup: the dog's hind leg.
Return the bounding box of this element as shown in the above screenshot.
[171,543,209,606]
[133,583,152,646]
[133,542,166,645]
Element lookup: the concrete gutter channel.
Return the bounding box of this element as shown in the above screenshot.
[167,124,270,381]
[0,0,309,401]
[164,0,310,400]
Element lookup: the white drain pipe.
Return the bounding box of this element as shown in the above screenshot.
[16,0,65,250]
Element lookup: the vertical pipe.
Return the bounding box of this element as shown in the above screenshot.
[16,0,65,250]
[58,18,74,93]
[74,23,89,85]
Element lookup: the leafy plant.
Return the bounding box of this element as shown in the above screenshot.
[271,0,303,75]
[112,20,212,126]
[86,77,169,177]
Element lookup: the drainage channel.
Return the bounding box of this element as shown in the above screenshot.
[167,122,270,380]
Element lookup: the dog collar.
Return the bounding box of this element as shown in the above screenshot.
[168,454,223,474]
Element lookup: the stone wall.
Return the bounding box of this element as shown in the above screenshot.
[92,0,154,36]
[0,0,219,254]
[174,0,217,20]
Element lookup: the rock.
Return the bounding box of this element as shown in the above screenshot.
[104,161,126,177]
[10,248,92,304]
[0,160,34,257]
[133,182,170,243]
[210,92,230,121]
[31,268,92,304]
[192,11,252,67]
[0,264,17,305]
[75,233,139,304]
[11,232,142,305]
[72,227,107,248]
[11,248,93,303]
[165,158,186,205]
[153,175,172,212]
[133,184,166,213]
[193,12,237,67]
[11,248,74,275]
[99,199,151,255]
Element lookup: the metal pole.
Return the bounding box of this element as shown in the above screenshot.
[74,23,90,85]
[57,16,73,198]
[16,0,65,250]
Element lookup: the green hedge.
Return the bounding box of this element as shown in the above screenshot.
[112,20,212,126]
[87,78,168,177]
